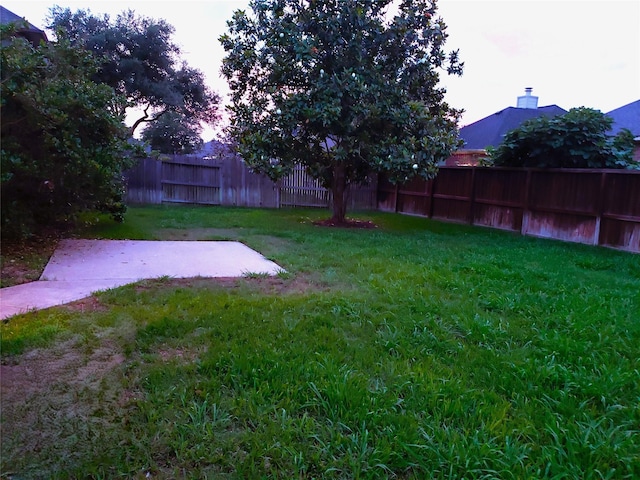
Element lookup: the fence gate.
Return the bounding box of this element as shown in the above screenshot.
[161,156,221,205]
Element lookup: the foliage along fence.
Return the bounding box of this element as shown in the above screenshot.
[378,167,640,253]
[125,155,377,210]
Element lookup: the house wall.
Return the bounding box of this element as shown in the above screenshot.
[444,149,486,166]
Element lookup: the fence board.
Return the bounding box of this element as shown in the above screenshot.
[522,170,600,244]
[431,168,474,223]
[473,168,527,231]
[280,165,330,208]
[219,155,279,207]
[126,157,638,252]
[160,157,221,205]
[598,171,640,251]
[350,176,379,211]
[381,167,639,252]
[278,164,377,210]
[397,176,433,216]
[125,155,376,211]
[528,170,600,214]
[125,157,162,204]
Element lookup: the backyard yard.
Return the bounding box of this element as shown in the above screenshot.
[1,205,639,479]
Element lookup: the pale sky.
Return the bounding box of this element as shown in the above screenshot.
[4,0,639,140]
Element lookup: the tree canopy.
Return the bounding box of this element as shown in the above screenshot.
[220,0,463,223]
[49,7,220,135]
[141,112,204,155]
[490,107,637,169]
[0,24,137,238]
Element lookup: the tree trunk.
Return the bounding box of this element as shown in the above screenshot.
[330,163,349,224]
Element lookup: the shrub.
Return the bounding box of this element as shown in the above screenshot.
[490,107,636,169]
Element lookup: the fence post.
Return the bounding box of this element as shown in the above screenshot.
[521,169,532,237]
[428,176,435,219]
[469,167,477,225]
[595,171,607,246]
[394,183,399,213]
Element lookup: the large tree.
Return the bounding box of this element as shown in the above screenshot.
[141,112,204,155]
[221,0,463,223]
[490,107,637,169]
[49,7,220,136]
[0,24,136,238]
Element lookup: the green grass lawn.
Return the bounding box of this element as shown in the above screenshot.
[2,205,639,479]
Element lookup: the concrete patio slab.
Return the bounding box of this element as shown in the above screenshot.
[0,239,284,320]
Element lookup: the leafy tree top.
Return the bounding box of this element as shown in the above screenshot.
[49,7,220,135]
[220,0,463,222]
[141,112,204,155]
[490,107,637,169]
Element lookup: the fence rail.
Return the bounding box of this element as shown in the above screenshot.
[125,155,376,211]
[279,164,330,208]
[126,157,639,252]
[378,167,640,252]
[161,159,221,205]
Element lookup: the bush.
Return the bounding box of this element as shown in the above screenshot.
[490,107,637,169]
[1,26,137,238]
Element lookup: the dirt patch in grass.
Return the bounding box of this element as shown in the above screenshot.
[63,295,110,314]
[128,274,330,296]
[0,237,59,287]
[153,227,243,241]
[313,218,378,229]
[157,346,202,363]
[0,260,38,287]
[0,337,125,404]
[1,336,133,473]
[50,274,331,318]
[241,274,332,294]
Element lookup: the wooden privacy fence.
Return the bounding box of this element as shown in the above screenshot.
[126,155,279,207]
[162,158,221,205]
[279,164,329,208]
[125,155,377,210]
[279,164,377,209]
[127,158,639,251]
[378,167,640,252]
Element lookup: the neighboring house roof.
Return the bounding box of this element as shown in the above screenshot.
[458,105,568,149]
[606,100,640,137]
[0,5,48,46]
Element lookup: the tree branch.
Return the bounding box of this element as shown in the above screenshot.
[129,106,170,136]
